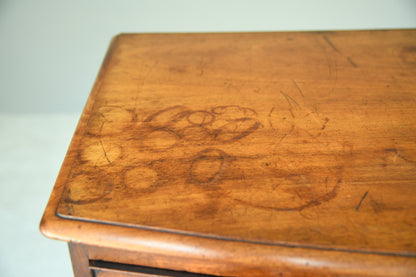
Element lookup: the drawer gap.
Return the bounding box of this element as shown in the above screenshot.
[89,260,221,277]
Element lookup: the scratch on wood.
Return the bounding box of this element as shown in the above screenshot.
[346,57,357,68]
[276,124,294,145]
[304,129,322,141]
[294,189,303,199]
[288,108,295,118]
[355,191,369,211]
[292,79,304,98]
[268,107,275,117]
[325,177,328,192]
[321,117,329,130]
[99,139,111,164]
[268,119,275,130]
[280,90,301,109]
[98,112,107,121]
[384,148,415,163]
[323,35,341,54]
[278,133,288,144]
[99,121,105,133]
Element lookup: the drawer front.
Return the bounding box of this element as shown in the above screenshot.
[90,260,219,277]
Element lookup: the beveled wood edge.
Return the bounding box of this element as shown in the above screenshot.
[55,210,416,259]
[40,32,416,275]
[41,213,416,276]
[39,33,122,241]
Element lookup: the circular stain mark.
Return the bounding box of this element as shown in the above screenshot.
[87,106,133,135]
[187,110,215,126]
[180,126,211,142]
[189,148,227,185]
[65,174,113,205]
[144,106,188,127]
[213,118,261,142]
[79,138,122,166]
[211,105,257,118]
[142,129,179,151]
[232,159,343,211]
[124,167,158,190]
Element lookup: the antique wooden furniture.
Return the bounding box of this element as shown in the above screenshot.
[40,30,416,276]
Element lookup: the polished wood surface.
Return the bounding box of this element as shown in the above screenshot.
[41,30,416,276]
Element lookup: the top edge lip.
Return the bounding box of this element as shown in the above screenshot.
[115,28,416,36]
[44,209,416,259]
[39,206,416,275]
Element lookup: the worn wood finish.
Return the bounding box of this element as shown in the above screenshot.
[68,242,92,277]
[41,30,416,276]
[84,242,415,277]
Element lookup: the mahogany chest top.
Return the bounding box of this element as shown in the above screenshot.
[41,30,416,276]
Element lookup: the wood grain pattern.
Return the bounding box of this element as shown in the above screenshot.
[41,30,416,276]
[68,242,92,277]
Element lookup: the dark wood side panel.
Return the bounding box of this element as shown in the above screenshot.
[69,242,93,277]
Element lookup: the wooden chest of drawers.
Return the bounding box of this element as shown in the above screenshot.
[40,30,416,276]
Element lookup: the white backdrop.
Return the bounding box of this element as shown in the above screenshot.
[0,1,415,277]
[0,0,415,113]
